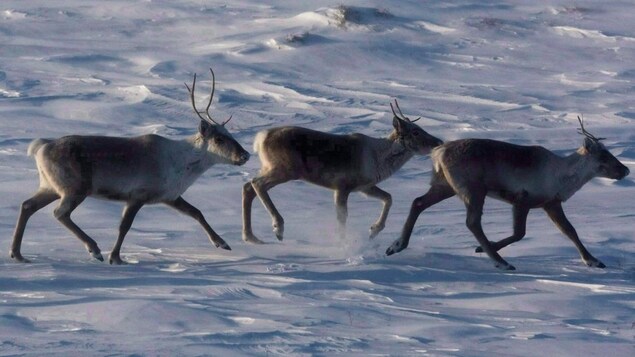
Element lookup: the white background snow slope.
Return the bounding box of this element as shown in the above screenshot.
[1,1,634,356]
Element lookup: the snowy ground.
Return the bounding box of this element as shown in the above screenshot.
[1,1,634,356]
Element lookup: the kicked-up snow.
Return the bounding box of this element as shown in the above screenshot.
[0,1,634,355]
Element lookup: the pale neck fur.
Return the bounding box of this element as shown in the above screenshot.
[151,134,218,199]
[554,148,597,201]
[182,134,216,173]
[371,131,414,183]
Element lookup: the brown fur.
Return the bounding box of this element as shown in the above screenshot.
[10,70,250,264]
[388,135,629,270]
[243,116,443,244]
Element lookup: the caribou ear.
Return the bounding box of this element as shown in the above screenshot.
[582,137,597,153]
[393,116,407,133]
[199,120,212,136]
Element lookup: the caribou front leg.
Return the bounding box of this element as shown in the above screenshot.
[165,197,231,251]
[543,201,604,268]
[334,189,351,240]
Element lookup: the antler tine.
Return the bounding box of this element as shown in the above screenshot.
[186,68,231,126]
[209,68,234,127]
[186,73,211,123]
[577,116,586,134]
[394,100,408,120]
[186,72,221,125]
[204,68,216,122]
[577,116,592,139]
[577,116,605,141]
[222,114,233,126]
[390,102,399,118]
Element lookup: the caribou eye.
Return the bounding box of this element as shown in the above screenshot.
[214,137,225,144]
[412,131,420,137]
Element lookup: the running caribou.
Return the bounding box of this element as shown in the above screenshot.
[242,101,443,243]
[386,117,630,270]
[10,69,250,264]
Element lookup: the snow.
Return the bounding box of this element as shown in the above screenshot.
[1,0,634,355]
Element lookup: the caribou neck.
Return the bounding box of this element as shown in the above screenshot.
[554,149,598,201]
[182,134,215,172]
[372,132,414,183]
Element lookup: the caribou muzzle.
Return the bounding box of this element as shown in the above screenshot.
[236,150,250,166]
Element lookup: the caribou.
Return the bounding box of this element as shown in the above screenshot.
[10,68,250,264]
[386,117,630,270]
[242,101,443,243]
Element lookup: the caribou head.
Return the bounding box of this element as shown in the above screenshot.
[577,116,629,180]
[185,68,249,166]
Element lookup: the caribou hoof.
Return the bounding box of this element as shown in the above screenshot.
[243,233,265,245]
[217,241,232,251]
[109,254,127,265]
[495,261,516,271]
[90,251,104,262]
[386,240,405,256]
[369,224,385,239]
[273,224,284,241]
[10,251,31,263]
[584,258,605,268]
[475,242,499,253]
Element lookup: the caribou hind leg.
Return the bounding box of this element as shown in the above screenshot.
[386,184,455,255]
[462,189,515,270]
[242,182,265,244]
[361,186,392,239]
[250,174,289,241]
[476,204,529,253]
[109,202,144,265]
[10,190,59,262]
[54,195,104,261]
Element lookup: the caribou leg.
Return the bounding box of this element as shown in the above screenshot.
[361,186,392,239]
[10,190,59,262]
[251,174,290,241]
[386,184,454,256]
[543,201,605,268]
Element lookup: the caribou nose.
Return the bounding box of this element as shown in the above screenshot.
[616,165,630,180]
[238,151,250,165]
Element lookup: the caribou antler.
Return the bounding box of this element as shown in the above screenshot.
[184,73,211,124]
[184,68,232,126]
[390,99,420,123]
[577,116,605,142]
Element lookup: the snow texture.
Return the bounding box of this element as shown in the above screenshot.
[1,1,634,356]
